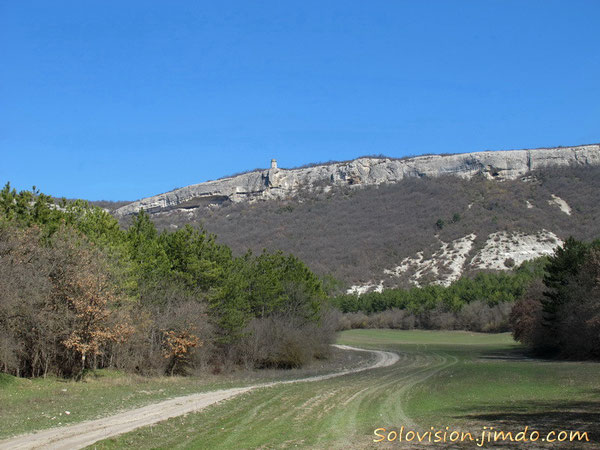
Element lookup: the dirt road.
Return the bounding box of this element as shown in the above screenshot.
[0,345,399,450]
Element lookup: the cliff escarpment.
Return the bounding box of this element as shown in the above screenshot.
[115,144,600,216]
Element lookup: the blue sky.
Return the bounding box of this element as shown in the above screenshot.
[1,1,599,200]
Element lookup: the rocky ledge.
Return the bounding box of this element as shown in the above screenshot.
[115,144,600,216]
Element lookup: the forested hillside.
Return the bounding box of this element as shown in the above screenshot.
[135,166,600,290]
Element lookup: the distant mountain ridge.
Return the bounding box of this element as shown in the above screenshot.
[115,144,600,216]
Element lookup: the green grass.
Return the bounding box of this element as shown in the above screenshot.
[86,330,600,449]
[0,370,241,439]
[0,347,372,439]
[337,328,518,347]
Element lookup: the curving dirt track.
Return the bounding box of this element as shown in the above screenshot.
[0,345,399,450]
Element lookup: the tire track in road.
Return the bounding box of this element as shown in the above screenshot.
[311,350,458,449]
[388,352,459,429]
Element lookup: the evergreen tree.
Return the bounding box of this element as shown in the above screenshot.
[541,237,589,346]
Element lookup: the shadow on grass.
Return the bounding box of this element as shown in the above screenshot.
[472,347,561,364]
[455,399,600,440]
[476,347,594,364]
[477,347,529,360]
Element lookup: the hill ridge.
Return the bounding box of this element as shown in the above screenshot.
[115,144,600,216]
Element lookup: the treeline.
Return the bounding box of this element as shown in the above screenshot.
[510,237,600,359]
[0,184,335,378]
[330,260,546,332]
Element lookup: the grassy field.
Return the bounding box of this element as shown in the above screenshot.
[3,330,599,448]
[81,329,600,449]
[0,347,373,440]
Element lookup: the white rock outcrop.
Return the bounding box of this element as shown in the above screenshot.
[548,194,572,215]
[115,144,600,216]
[383,234,477,288]
[470,230,562,270]
[349,230,564,294]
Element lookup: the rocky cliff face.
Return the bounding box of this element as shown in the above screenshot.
[115,144,600,216]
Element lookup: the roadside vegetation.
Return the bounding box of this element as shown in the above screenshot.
[0,183,336,379]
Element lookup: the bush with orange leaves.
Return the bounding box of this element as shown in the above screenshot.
[162,329,202,375]
[0,221,134,378]
[60,273,134,378]
[51,227,134,378]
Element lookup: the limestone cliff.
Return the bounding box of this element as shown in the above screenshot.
[114,144,600,216]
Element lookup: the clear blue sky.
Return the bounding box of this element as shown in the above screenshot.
[1,1,599,200]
